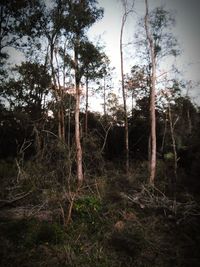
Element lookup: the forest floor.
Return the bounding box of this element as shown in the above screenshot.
[0,169,200,267]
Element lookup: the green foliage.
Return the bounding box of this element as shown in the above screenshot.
[74,195,102,220]
[164,152,174,160]
[65,0,104,36]
[78,40,106,80]
[1,166,200,267]
[3,62,50,120]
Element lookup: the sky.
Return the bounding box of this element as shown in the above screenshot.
[6,0,200,112]
[87,0,200,110]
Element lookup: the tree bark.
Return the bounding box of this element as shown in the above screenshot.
[161,111,167,154]
[67,95,71,156]
[145,0,157,185]
[120,6,129,173]
[85,76,89,136]
[50,39,65,143]
[74,41,84,186]
[168,102,177,192]
[103,76,106,117]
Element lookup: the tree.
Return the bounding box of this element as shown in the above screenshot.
[125,65,148,117]
[12,0,104,186]
[2,62,50,115]
[143,2,180,185]
[144,0,156,185]
[97,56,114,119]
[39,1,68,143]
[120,0,135,173]
[159,79,180,193]
[0,0,43,79]
[0,61,51,159]
[77,40,106,135]
[65,0,103,186]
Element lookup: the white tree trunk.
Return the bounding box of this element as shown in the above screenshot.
[120,2,130,173]
[145,0,157,185]
[74,44,84,186]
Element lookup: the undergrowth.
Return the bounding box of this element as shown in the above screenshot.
[0,161,200,267]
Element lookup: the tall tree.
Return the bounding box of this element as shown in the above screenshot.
[77,40,105,135]
[125,65,148,118]
[65,0,103,186]
[144,0,156,185]
[97,56,113,119]
[41,1,68,143]
[1,61,51,158]
[143,2,179,185]
[29,0,104,185]
[120,0,135,173]
[2,62,50,115]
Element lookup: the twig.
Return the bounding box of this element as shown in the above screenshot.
[100,122,112,153]
[0,190,32,208]
[27,201,47,217]
[120,186,200,222]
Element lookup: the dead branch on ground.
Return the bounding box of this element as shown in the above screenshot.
[120,185,200,222]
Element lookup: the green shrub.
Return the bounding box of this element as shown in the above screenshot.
[74,196,102,215]
[73,195,103,233]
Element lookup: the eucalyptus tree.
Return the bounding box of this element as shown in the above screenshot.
[97,56,114,119]
[14,0,104,185]
[75,40,106,135]
[61,0,104,186]
[120,0,135,173]
[0,0,43,80]
[144,0,156,185]
[2,62,51,118]
[106,92,124,126]
[125,65,148,117]
[1,61,51,158]
[0,0,104,190]
[142,1,180,185]
[36,1,69,143]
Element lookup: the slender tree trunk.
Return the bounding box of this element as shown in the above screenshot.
[149,58,156,185]
[60,101,65,142]
[186,83,192,134]
[103,76,106,117]
[120,9,129,173]
[67,95,71,156]
[145,0,157,185]
[50,40,65,143]
[131,90,134,118]
[55,48,65,143]
[85,76,89,136]
[161,111,168,154]
[168,102,177,192]
[187,108,192,135]
[74,42,84,186]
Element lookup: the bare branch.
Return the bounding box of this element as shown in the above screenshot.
[0,191,32,208]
